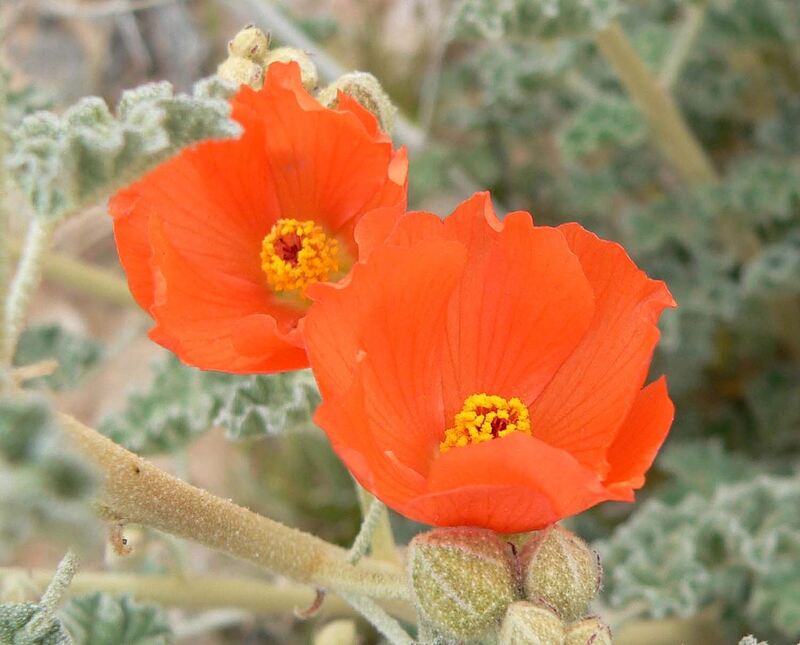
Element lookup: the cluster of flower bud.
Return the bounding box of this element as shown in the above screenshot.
[217,25,396,132]
[217,24,317,91]
[407,524,611,643]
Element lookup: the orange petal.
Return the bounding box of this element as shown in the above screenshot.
[229,65,399,235]
[529,224,676,472]
[314,374,427,510]
[441,196,596,416]
[148,219,305,373]
[403,433,609,532]
[604,377,674,491]
[380,194,596,414]
[305,238,467,472]
[109,186,157,310]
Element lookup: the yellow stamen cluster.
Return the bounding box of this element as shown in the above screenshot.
[440,393,531,453]
[260,218,339,295]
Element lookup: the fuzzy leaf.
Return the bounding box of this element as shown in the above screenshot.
[60,593,172,645]
[722,157,800,225]
[0,603,71,645]
[98,356,234,455]
[453,0,622,40]
[217,370,320,441]
[657,439,760,500]
[600,474,800,640]
[559,96,646,163]
[744,364,800,451]
[6,77,240,222]
[742,231,800,297]
[13,325,103,391]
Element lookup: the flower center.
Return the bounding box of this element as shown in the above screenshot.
[260,219,340,295]
[440,393,531,453]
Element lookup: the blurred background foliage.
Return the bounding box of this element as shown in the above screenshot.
[1,0,798,643]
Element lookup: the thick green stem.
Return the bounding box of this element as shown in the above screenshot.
[2,219,57,364]
[0,568,415,622]
[594,20,718,184]
[56,412,410,601]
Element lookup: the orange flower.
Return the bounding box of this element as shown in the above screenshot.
[109,62,408,373]
[304,192,676,532]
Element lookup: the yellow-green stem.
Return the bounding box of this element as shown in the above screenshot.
[356,485,401,565]
[2,219,57,365]
[0,568,415,622]
[659,4,705,88]
[57,412,410,601]
[8,240,134,307]
[0,65,10,377]
[594,19,718,184]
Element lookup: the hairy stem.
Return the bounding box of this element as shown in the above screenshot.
[349,497,388,564]
[659,4,705,88]
[23,550,79,640]
[594,19,718,184]
[56,412,410,601]
[7,240,134,307]
[356,486,400,565]
[0,568,415,622]
[340,592,415,645]
[0,66,10,378]
[2,219,57,364]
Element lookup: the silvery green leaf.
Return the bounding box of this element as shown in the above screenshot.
[99,356,234,455]
[60,594,172,645]
[6,77,241,222]
[217,370,321,441]
[13,325,103,391]
[559,96,646,163]
[0,603,71,645]
[599,474,800,640]
[453,0,623,40]
[742,232,800,297]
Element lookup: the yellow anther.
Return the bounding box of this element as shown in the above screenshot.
[440,393,531,453]
[260,218,340,295]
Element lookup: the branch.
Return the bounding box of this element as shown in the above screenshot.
[2,219,56,364]
[594,20,718,184]
[56,412,410,601]
[659,4,705,88]
[0,568,415,622]
[356,486,400,566]
[8,240,134,307]
[34,0,185,18]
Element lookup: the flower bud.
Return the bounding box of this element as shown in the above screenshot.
[263,47,319,90]
[519,524,601,621]
[313,619,357,645]
[499,601,565,645]
[227,25,271,64]
[217,57,264,90]
[317,72,397,132]
[408,527,518,641]
[565,617,612,645]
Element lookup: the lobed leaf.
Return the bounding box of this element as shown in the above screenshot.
[60,593,172,645]
[6,77,240,222]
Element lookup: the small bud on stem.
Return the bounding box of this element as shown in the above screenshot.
[499,601,566,645]
[408,527,518,641]
[519,524,602,621]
